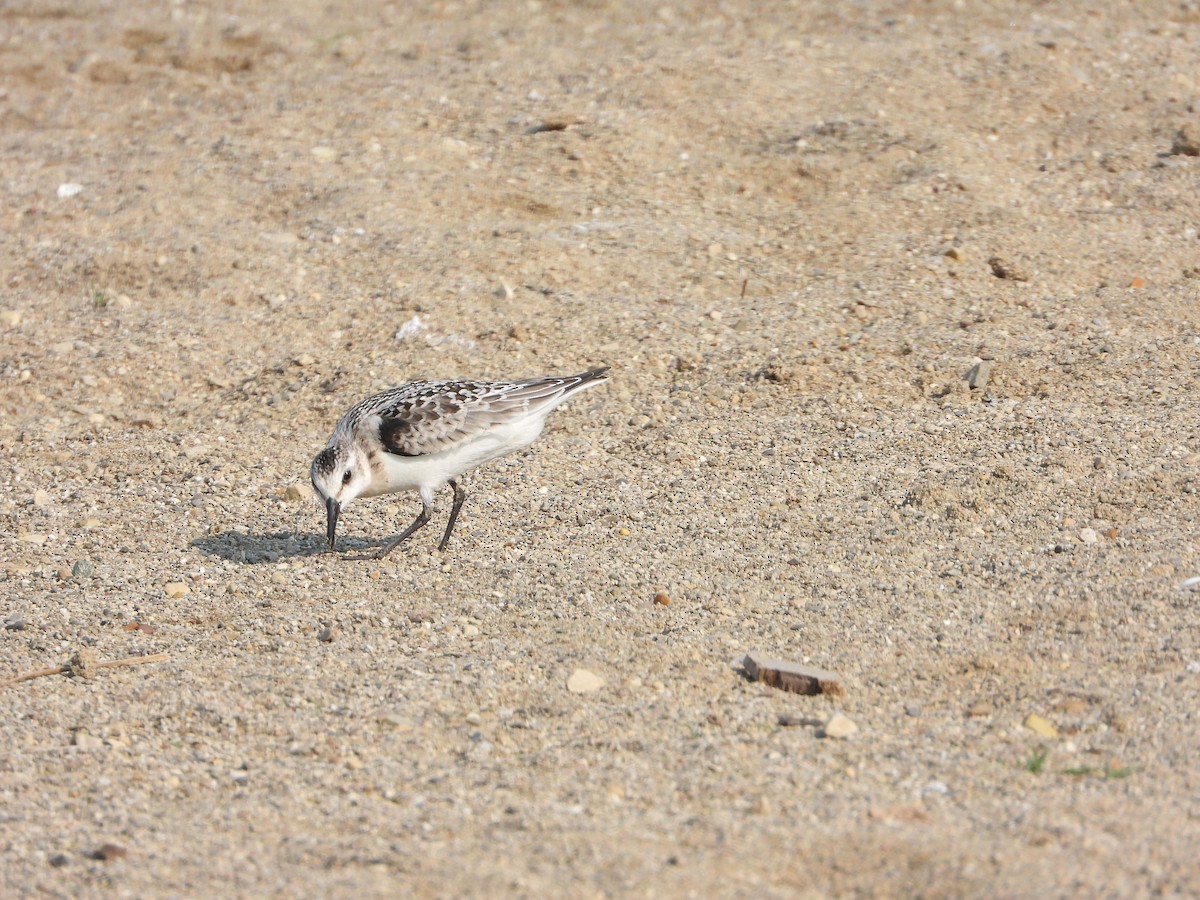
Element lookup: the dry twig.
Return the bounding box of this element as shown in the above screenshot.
[0,652,169,689]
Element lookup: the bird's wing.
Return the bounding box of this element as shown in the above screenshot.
[367,370,608,457]
[368,381,520,457]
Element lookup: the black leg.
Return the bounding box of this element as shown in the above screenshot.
[372,502,432,559]
[438,479,467,551]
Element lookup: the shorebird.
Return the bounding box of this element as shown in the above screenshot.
[310,367,609,557]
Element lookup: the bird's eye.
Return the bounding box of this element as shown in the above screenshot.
[342,469,352,484]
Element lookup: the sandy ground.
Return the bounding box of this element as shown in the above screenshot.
[3,0,1200,896]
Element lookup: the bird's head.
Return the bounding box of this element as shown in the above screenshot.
[310,441,372,550]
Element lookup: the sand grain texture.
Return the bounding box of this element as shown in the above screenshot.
[2,1,1199,896]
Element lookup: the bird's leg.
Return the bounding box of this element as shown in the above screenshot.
[372,501,432,559]
[438,479,467,551]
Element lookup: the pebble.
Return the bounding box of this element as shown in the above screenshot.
[33,489,51,507]
[778,713,822,728]
[1024,712,1058,738]
[3,612,27,631]
[72,730,105,751]
[164,582,189,598]
[72,560,95,579]
[1079,527,1098,544]
[966,359,993,390]
[821,712,859,739]
[283,484,308,501]
[48,853,70,868]
[566,668,605,694]
[988,256,1030,281]
[317,625,335,642]
[310,145,337,162]
[0,310,21,327]
[19,533,48,545]
[966,701,992,718]
[904,703,922,717]
[56,182,83,199]
[653,590,671,606]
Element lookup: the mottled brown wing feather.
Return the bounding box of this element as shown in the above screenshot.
[376,395,481,456]
[372,369,607,458]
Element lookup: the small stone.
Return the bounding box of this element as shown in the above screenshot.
[4,613,27,631]
[260,231,300,246]
[66,649,96,679]
[1171,126,1200,156]
[966,701,993,718]
[653,590,671,606]
[0,310,21,327]
[1079,527,1098,544]
[943,245,964,261]
[966,359,993,390]
[496,282,516,301]
[71,560,95,579]
[566,668,605,694]
[311,145,337,162]
[18,532,48,545]
[1052,697,1089,714]
[757,361,795,384]
[283,484,308,501]
[33,489,51,507]
[164,582,189,598]
[1129,275,1145,289]
[57,182,83,199]
[1024,712,1058,738]
[72,730,104,751]
[81,517,102,529]
[904,703,922,717]
[48,853,70,868]
[988,256,1029,282]
[508,323,528,341]
[317,624,335,642]
[777,713,822,728]
[89,843,127,862]
[820,712,858,739]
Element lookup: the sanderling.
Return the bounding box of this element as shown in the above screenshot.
[311,366,609,557]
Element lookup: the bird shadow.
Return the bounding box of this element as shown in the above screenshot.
[190,530,385,564]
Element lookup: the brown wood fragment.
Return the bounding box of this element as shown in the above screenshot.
[89,843,128,861]
[522,120,571,135]
[0,653,169,689]
[743,652,844,696]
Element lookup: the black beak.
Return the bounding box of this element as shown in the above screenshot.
[325,497,340,551]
